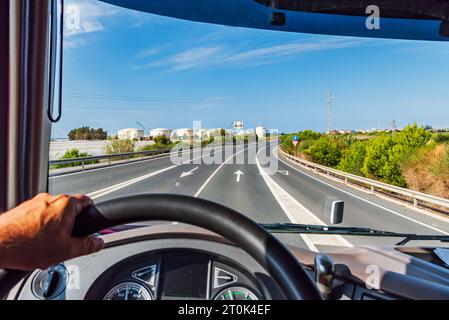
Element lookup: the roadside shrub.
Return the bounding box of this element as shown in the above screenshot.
[305,136,342,167]
[361,124,431,186]
[153,135,170,146]
[361,135,405,186]
[106,139,135,155]
[338,141,367,176]
[298,130,321,141]
[402,144,449,198]
[139,141,179,152]
[52,149,98,169]
[280,131,321,156]
[433,133,449,144]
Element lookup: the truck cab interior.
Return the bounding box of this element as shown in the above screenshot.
[1,0,449,301]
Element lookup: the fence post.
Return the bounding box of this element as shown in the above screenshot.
[371,186,375,194]
[413,197,418,207]
[82,161,85,171]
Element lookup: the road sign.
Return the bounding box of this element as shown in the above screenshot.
[292,135,299,147]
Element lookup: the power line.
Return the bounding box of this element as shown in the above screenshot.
[62,92,325,105]
[64,102,324,112]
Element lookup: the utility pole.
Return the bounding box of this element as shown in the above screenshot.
[391,120,397,132]
[328,93,333,135]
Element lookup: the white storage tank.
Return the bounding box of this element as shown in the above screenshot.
[172,128,194,142]
[118,128,144,141]
[256,126,267,139]
[150,128,172,139]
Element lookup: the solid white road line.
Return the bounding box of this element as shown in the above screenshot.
[256,147,353,251]
[88,165,177,199]
[87,146,229,200]
[49,147,206,179]
[274,146,449,236]
[194,146,256,198]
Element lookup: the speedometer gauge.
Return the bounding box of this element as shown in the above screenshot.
[104,282,153,300]
[214,287,259,300]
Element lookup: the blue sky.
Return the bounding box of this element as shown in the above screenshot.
[53,0,449,138]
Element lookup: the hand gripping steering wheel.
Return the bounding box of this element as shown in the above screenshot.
[0,194,322,300]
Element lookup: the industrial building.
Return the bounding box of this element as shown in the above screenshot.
[118,128,144,141]
[255,126,267,139]
[171,128,194,142]
[149,128,172,139]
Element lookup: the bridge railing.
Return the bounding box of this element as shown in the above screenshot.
[280,149,449,213]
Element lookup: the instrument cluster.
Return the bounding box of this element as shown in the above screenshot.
[85,250,262,300]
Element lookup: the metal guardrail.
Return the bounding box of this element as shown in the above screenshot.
[49,148,174,170]
[48,142,251,172]
[280,149,449,212]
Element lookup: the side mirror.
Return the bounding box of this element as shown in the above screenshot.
[325,200,344,225]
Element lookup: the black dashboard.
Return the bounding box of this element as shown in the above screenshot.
[12,225,449,301]
[14,236,286,300]
[85,250,263,300]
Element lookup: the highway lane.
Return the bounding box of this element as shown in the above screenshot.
[270,146,449,247]
[197,144,309,248]
[48,141,449,251]
[49,146,226,196]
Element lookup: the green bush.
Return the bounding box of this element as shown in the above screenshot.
[298,130,321,141]
[360,124,431,186]
[360,135,405,186]
[52,149,98,169]
[280,132,321,155]
[338,141,367,176]
[106,139,135,155]
[139,141,179,152]
[434,133,449,144]
[153,135,170,146]
[280,124,434,188]
[305,136,342,167]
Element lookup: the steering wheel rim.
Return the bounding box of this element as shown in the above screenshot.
[0,194,322,300]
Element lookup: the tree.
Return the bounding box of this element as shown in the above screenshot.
[68,127,107,141]
[153,135,170,146]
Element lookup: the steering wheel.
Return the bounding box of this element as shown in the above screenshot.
[0,194,322,300]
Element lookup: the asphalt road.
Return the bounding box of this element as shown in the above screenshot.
[49,142,449,251]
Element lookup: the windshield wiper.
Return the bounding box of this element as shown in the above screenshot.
[261,223,449,246]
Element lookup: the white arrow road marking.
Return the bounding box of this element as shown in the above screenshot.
[234,170,244,183]
[88,149,218,200]
[180,167,199,178]
[277,170,289,176]
[194,146,257,198]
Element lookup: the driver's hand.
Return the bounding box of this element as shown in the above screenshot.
[0,193,104,271]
